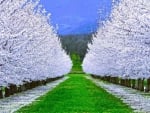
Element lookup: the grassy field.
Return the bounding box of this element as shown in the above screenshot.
[16,74,133,113]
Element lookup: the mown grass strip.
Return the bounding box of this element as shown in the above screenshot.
[16,74,133,113]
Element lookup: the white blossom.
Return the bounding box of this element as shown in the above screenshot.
[0,0,72,87]
[83,0,150,79]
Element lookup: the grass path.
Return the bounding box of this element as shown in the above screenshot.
[17,74,133,113]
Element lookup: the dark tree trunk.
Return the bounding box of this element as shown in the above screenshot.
[137,78,140,90]
[107,76,111,82]
[146,78,150,92]
[9,84,17,95]
[140,78,144,91]
[42,80,47,85]
[5,87,10,97]
[112,77,118,84]
[120,79,123,86]
[137,78,144,91]
[25,82,30,90]
[131,79,136,89]
[125,79,128,87]
[110,77,113,83]
[127,79,131,87]
[0,90,3,98]
[104,76,107,81]
[20,84,26,91]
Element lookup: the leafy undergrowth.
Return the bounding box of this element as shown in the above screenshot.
[16,74,133,113]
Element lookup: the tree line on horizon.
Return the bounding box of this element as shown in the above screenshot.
[60,33,93,61]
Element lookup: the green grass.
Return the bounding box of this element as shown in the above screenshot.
[16,74,133,113]
[71,54,83,73]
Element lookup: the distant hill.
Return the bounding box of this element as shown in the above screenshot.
[58,22,98,35]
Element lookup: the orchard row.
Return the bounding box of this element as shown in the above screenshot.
[0,0,72,98]
[83,0,150,91]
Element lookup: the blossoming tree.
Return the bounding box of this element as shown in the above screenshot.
[83,0,150,91]
[0,0,72,98]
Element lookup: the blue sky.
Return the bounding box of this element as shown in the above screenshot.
[39,0,112,35]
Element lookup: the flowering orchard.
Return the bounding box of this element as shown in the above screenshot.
[83,0,150,91]
[0,0,72,98]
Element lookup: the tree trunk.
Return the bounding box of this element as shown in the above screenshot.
[124,79,126,86]
[110,77,113,83]
[31,81,34,88]
[21,84,26,91]
[135,79,137,89]
[127,79,131,87]
[17,86,21,92]
[140,78,144,91]
[111,77,114,83]
[0,90,3,98]
[25,82,30,90]
[104,76,106,81]
[146,78,150,92]
[10,84,17,95]
[42,80,46,85]
[118,78,121,85]
[137,78,140,90]
[131,79,136,89]
[137,78,144,91]
[5,87,10,97]
[120,79,123,86]
[115,77,119,84]
[108,76,111,82]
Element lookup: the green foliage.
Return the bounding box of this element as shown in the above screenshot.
[70,54,83,73]
[60,33,93,60]
[17,74,133,113]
